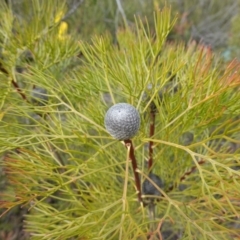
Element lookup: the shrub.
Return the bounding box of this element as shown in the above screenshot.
[0,1,240,239]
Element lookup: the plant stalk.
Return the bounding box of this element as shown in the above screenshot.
[148,110,156,170]
[124,139,142,203]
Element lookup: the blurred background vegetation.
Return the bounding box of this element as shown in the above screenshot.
[6,0,240,53]
[0,0,240,239]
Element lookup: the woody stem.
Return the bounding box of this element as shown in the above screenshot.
[124,139,142,203]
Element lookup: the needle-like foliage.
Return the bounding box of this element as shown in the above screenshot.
[0,1,240,239]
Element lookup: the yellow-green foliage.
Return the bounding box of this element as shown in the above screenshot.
[0,1,240,240]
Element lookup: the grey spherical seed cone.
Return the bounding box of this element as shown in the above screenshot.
[104,103,140,140]
[142,173,163,197]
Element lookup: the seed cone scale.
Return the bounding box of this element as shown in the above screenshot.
[104,103,140,140]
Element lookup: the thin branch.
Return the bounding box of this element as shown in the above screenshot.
[11,80,29,102]
[148,109,156,171]
[0,64,65,167]
[115,0,128,27]
[167,159,206,192]
[124,139,142,203]
[62,0,84,21]
[0,62,29,102]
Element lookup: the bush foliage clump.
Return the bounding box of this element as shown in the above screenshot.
[0,1,240,239]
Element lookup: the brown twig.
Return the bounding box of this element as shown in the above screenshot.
[147,219,163,240]
[167,159,206,192]
[0,62,29,102]
[0,63,64,167]
[148,109,156,171]
[124,139,142,203]
[11,80,29,102]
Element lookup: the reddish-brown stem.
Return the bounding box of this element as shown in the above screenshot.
[179,159,205,182]
[124,139,142,203]
[148,110,156,170]
[167,159,206,192]
[11,80,29,102]
[1,64,63,166]
[0,63,29,102]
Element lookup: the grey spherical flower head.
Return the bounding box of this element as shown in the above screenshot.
[142,173,163,197]
[104,103,140,140]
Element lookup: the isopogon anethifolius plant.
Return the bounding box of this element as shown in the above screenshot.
[104,103,140,140]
